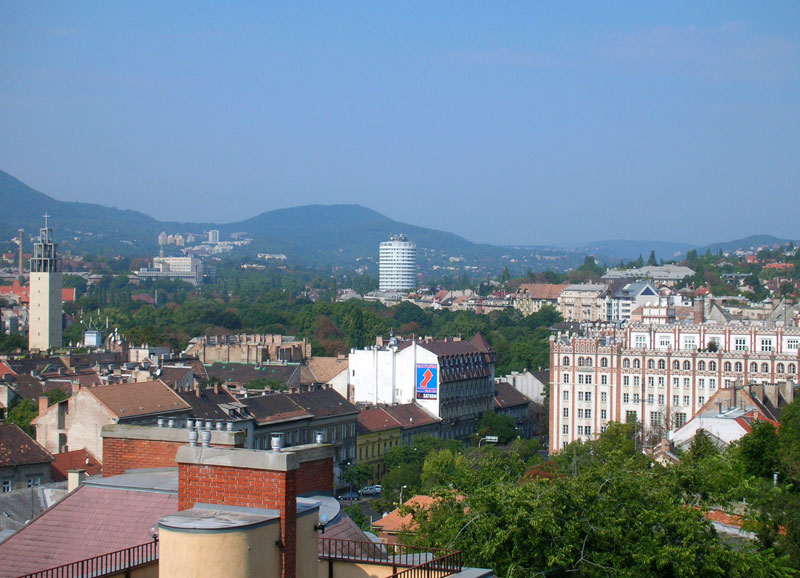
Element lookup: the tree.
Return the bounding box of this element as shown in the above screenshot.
[474,411,518,445]
[7,399,38,436]
[736,420,779,479]
[646,249,658,266]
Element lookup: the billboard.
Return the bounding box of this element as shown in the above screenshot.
[416,363,438,400]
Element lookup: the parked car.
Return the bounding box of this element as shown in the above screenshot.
[337,491,360,501]
[359,485,382,496]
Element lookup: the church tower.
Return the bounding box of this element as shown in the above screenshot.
[28,214,62,351]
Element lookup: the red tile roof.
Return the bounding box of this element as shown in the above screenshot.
[381,403,441,428]
[357,407,402,433]
[0,484,176,578]
[513,283,568,300]
[50,449,103,482]
[0,424,53,468]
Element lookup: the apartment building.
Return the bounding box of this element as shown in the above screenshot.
[548,323,800,453]
[557,284,607,322]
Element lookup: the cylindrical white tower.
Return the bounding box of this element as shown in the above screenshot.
[379,234,416,291]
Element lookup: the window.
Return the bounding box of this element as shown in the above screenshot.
[699,378,705,389]
[601,392,608,402]
[658,394,665,404]
[777,363,785,374]
[563,425,569,435]
[563,357,570,366]
[633,393,641,403]
[585,375,593,385]
[563,374,570,384]
[790,364,797,374]
[709,379,716,390]
[1,481,9,493]
[563,390,569,401]
[578,391,584,401]
[658,359,666,370]
[684,337,697,350]
[724,362,732,372]
[586,358,593,367]
[647,394,654,404]
[761,339,773,352]
[698,361,706,371]
[724,379,732,388]
[625,410,638,423]
[633,376,640,387]
[658,377,665,388]
[623,376,630,386]
[601,409,607,419]
[585,409,592,419]
[585,426,592,436]
[788,339,799,351]
[683,396,690,405]
[709,361,717,371]
[563,408,569,418]
[673,395,679,405]
[623,358,631,368]
[673,360,680,370]
[601,375,608,385]
[585,392,592,402]
[635,335,647,348]
[578,357,585,367]
[699,396,705,405]
[633,359,641,369]
[750,362,758,372]
[683,378,690,388]
[675,413,687,428]
[647,376,654,387]
[578,374,585,384]
[623,393,630,403]
[578,409,584,418]
[673,377,679,387]
[736,361,743,372]
[735,338,747,351]
[660,336,672,348]
[601,357,608,368]
[684,360,691,370]
[647,359,655,369]
[762,363,769,373]
[650,412,662,427]
[577,426,584,435]
[27,477,40,488]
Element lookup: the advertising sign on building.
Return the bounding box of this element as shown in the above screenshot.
[416,363,438,400]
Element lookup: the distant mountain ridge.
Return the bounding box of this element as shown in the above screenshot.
[0,168,794,267]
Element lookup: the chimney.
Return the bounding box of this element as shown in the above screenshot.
[67,469,86,493]
[174,443,334,578]
[38,395,49,416]
[214,382,219,395]
[195,385,201,398]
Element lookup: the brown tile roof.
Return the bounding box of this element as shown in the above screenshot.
[87,380,190,419]
[0,484,176,577]
[0,425,53,468]
[494,382,532,409]
[50,449,102,482]
[288,389,358,418]
[357,407,402,434]
[417,339,482,357]
[372,495,435,535]
[206,362,299,386]
[514,283,568,300]
[157,366,194,388]
[178,386,242,421]
[244,393,314,424]
[306,357,349,383]
[381,403,441,428]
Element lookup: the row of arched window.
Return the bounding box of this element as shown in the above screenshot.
[563,356,797,375]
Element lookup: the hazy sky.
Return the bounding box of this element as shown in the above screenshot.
[1,3,798,246]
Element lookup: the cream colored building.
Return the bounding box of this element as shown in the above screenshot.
[513,283,567,316]
[557,284,607,322]
[28,217,62,351]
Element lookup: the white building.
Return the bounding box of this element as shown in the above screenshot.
[207,230,220,244]
[379,234,416,292]
[28,215,62,351]
[348,335,496,439]
[549,323,800,453]
[136,257,204,286]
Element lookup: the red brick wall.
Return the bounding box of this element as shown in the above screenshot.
[103,437,240,477]
[178,463,297,578]
[296,457,334,495]
[103,438,185,477]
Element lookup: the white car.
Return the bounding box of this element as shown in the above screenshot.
[359,485,382,496]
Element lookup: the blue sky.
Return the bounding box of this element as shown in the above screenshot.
[1,2,798,245]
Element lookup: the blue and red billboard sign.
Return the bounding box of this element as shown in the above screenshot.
[416,363,438,400]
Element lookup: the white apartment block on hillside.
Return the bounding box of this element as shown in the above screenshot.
[549,323,800,453]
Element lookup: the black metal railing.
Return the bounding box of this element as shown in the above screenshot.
[17,541,159,578]
[319,538,462,577]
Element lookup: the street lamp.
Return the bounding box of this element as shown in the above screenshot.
[399,484,408,505]
[478,435,499,448]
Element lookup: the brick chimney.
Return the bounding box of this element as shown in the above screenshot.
[175,443,334,578]
[38,395,49,416]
